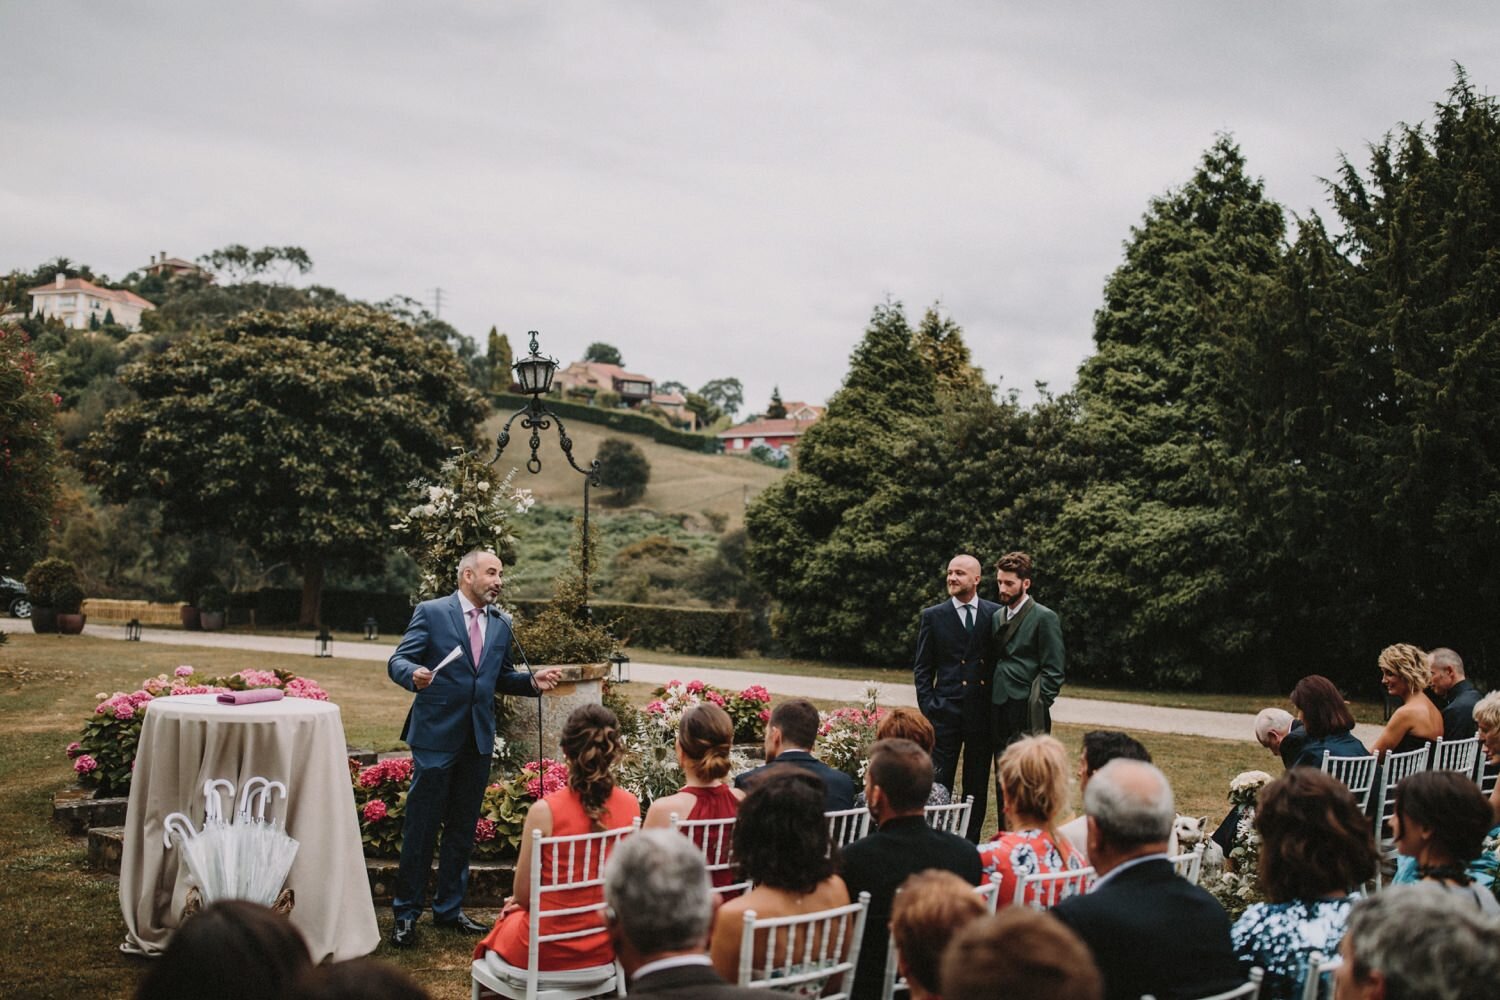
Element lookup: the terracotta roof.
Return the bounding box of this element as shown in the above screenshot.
[651,392,688,406]
[717,417,818,439]
[28,277,154,310]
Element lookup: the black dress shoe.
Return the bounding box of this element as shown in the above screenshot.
[390,917,418,948]
[435,913,489,935]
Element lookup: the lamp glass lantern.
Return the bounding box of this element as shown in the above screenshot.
[608,652,630,684]
[126,618,142,641]
[363,617,379,641]
[315,628,333,658]
[513,331,558,396]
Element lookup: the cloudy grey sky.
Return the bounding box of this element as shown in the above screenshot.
[4,2,1498,415]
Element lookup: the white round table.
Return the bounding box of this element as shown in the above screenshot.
[119,693,379,961]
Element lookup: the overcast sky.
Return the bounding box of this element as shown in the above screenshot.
[4,3,1498,415]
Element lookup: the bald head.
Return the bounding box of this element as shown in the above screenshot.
[946,555,981,602]
[1084,759,1175,872]
[1254,708,1294,751]
[1428,647,1466,697]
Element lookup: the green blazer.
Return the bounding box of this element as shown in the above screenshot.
[987,599,1065,720]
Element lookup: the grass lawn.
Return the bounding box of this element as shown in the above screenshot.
[0,631,1267,998]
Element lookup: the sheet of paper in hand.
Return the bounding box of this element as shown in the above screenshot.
[431,644,465,675]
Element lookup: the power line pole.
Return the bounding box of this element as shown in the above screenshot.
[430,287,445,318]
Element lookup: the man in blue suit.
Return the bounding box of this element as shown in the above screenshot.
[387,549,561,948]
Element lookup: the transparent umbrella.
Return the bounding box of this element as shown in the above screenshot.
[163,776,300,908]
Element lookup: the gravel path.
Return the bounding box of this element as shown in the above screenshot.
[85,624,1381,745]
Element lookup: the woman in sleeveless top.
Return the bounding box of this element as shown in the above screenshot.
[476,705,641,970]
[979,735,1085,907]
[1391,769,1498,912]
[1369,644,1442,758]
[643,702,744,891]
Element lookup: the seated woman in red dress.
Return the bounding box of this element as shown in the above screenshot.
[476,705,641,970]
[643,702,746,891]
[979,734,1086,907]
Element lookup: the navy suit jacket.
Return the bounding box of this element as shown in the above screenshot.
[1053,858,1241,1000]
[388,593,536,755]
[913,597,999,730]
[629,963,764,997]
[1442,680,1481,741]
[733,750,857,812]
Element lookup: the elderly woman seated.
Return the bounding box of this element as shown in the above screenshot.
[1230,768,1379,1000]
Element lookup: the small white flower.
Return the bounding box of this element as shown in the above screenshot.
[476,480,490,492]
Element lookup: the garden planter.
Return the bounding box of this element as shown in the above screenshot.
[179,605,201,630]
[506,662,611,760]
[56,613,86,635]
[198,611,226,631]
[31,606,57,633]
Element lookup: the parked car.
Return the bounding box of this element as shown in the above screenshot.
[3,576,31,618]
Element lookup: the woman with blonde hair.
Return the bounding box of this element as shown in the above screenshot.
[1369,644,1443,757]
[643,702,745,890]
[477,705,640,970]
[979,734,1085,906]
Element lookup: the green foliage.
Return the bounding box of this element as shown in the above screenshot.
[197,244,313,284]
[766,386,787,419]
[0,327,62,574]
[52,581,85,614]
[511,519,618,664]
[746,444,789,469]
[583,341,623,365]
[88,306,484,625]
[596,437,650,506]
[23,557,79,607]
[487,328,513,391]
[492,392,719,452]
[698,377,744,418]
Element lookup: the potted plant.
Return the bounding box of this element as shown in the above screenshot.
[197,586,228,631]
[54,581,87,634]
[23,558,80,634]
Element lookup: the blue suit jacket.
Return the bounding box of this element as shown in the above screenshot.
[388,594,536,755]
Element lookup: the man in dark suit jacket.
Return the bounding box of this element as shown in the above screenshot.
[734,698,856,812]
[1430,647,1481,740]
[986,551,1065,752]
[841,739,983,1000]
[1052,760,1243,1000]
[386,549,561,948]
[913,554,999,841]
[604,829,763,998]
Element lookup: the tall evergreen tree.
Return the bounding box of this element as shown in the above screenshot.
[487,327,513,392]
[766,386,787,419]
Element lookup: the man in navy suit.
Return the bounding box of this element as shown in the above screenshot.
[387,549,561,948]
[1429,647,1480,740]
[733,699,856,812]
[913,553,998,841]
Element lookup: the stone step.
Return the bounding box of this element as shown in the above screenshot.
[53,788,128,836]
[86,826,516,906]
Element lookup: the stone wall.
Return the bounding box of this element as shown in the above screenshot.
[503,662,611,761]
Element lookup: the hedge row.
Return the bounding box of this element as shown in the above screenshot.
[248,590,750,657]
[492,392,720,453]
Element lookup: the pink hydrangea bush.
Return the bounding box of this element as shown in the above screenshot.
[68,666,329,796]
[816,688,888,780]
[644,679,771,744]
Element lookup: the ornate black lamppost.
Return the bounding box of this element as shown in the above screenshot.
[126,618,142,641]
[314,627,333,658]
[491,331,602,613]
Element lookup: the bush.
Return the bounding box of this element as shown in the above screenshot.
[508,599,751,657]
[24,557,80,607]
[642,678,771,744]
[493,392,720,453]
[53,581,85,614]
[596,437,650,506]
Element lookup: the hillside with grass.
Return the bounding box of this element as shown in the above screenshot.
[479,408,785,529]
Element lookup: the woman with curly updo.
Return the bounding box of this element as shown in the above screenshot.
[643,702,746,890]
[1231,768,1378,1000]
[709,768,851,982]
[477,704,640,969]
[1369,644,1443,757]
[979,734,1086,906]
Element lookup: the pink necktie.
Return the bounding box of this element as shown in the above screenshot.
[468,608,483,668]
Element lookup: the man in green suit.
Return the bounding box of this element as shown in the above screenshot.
[987,551,1065,756]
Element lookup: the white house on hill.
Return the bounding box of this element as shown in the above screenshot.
[28,274,155,330]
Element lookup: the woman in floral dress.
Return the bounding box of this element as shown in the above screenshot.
[1231,768,1378,1000]
[979,735,1085,906]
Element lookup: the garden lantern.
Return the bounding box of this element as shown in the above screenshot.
[512,331,559,396]
[314,628,333,658]
[363,617,378,641]
[126,618,142,641]
[609,652,631,684]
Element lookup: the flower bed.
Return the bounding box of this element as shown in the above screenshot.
[65,666,329,797]
[642,679,771,745]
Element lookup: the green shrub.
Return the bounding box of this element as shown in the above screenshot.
[23,557,80,607]
[53,581,86,614]
[597,437,651,506]
[511,599,751,657]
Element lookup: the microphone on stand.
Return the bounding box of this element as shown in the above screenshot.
[509,629,546,769]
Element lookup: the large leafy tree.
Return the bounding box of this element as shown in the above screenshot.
[89,306,484,626]
[0,326,62,574]
[583,342,623,366]
[1050,136,1286,688]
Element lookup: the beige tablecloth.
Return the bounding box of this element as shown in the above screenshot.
[119,694,379,961]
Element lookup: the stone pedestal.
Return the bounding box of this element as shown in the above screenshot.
[504,662,610,762]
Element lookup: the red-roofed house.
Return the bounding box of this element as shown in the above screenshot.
[649,390,698,431]
[28,274,155,330]
[554,360,654,405]
[143,251,211,280]
[717,405,825,456]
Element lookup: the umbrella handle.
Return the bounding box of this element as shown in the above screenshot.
[163,812,198,849]
[203,778,235,823]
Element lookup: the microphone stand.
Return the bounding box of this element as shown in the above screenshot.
[509,630,546,769]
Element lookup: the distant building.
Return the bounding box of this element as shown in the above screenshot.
[649,390,698,431]
[717,403,825,455]
[554,360,655,406]
[142,250,210,280]
[28,274,155,330]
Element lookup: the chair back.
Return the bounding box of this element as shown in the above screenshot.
[922,796,973,836]
[1143,967,1263,1000]
[1169,842,1206,886]
[1319,751,1379,811]
[879,875,1000,1000]
[1300,950,1342,1000]
[738,891,871,999]
[1016,866,1096,910]
[1432,737,1482,779]
[1375,743,1432,830]
[825,807,871,850]
[669,811,749,897]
